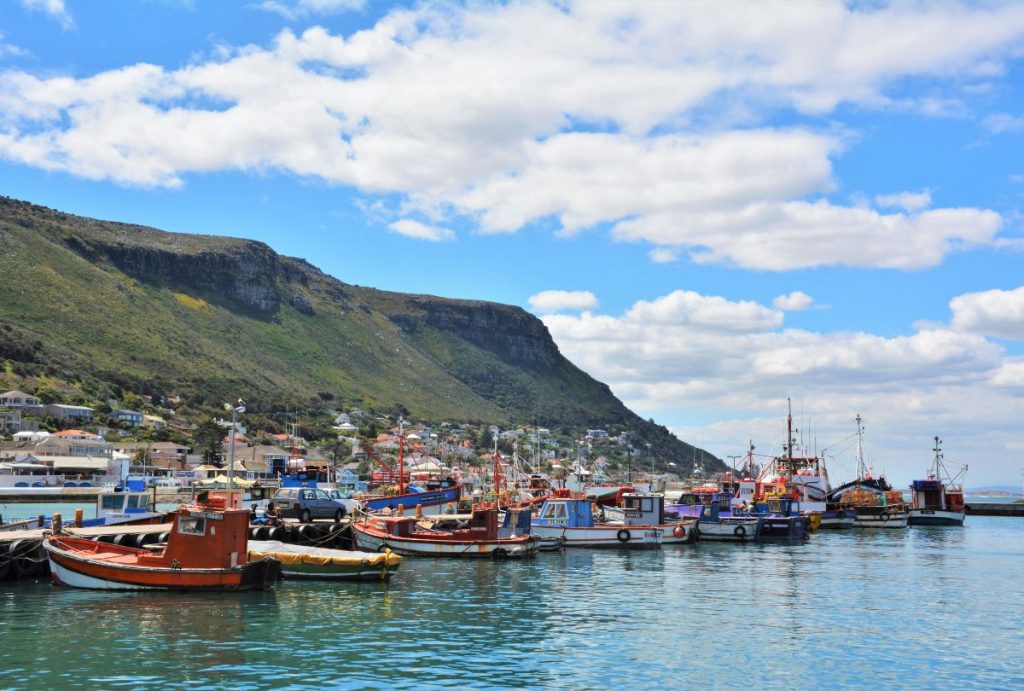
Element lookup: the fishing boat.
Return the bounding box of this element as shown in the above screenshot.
[248,541,403,581]
[351,505,538,558]
[86,483,167,527]
[45,492,281,591]
[604,492,698,544]
[908,437,967,526]
[531,494,663,548]
[691,502,763,543]
[829,415,908,529]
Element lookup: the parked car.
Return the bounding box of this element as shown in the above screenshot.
[271,487,351,522]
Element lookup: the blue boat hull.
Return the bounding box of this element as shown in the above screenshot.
[363,486,461,513]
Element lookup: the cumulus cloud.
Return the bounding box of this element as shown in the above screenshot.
[540,287,1020,482]
[0,2,1020,267]
[387,219,454,242]
[649,248,679,264]
[773,291,813,311]
[19,0,74,29]
[950,286,1024,339]
[528,290,598,314]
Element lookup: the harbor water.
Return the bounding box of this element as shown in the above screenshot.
[1,516,1022,689]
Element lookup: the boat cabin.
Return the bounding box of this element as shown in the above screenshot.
[134,493,252,569]
[97,490,153,519]
[910,479,964,512]
[620,493,666,526]
[499,507,533,538]
[534,498,594,528]
[375,507,504,541]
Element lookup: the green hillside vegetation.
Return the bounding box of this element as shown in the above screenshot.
[0,197,724,473]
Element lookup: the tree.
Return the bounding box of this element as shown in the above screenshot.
[194,418,225,467]
[477,427,494,451]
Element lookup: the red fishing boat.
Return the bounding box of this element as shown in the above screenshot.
[44,492,281,591]
[352,506,538,558]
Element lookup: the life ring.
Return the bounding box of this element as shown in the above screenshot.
[673,526,685,538]
[880,511,891,521]
[734,525,747,537]
[616,529,631,543]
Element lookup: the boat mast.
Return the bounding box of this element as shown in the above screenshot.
[785,398,794,481]
[932,436,942,480]
[397,417,405,495]
[854,414,866,480]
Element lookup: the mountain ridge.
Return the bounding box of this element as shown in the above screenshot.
[0,195,724,472]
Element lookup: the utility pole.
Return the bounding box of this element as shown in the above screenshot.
[225,399,245,491]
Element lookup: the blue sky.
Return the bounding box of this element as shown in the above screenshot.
[2,1,1024,487]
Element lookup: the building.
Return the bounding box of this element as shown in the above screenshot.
[110,409,144,427]
[142,414,166,429]
[42,404,95,421]
[0,410,22,433]
[0,390,41,408]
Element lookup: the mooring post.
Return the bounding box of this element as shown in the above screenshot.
[75,508,84,527]
[52,513,62,535]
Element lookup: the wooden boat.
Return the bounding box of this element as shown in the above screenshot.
[531,494,664,548]
[44,492,281,591]
[908,437,966,526]
[352,506,538,558]
[248,540,402,581]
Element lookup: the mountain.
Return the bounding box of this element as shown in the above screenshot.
[0,196,724,472]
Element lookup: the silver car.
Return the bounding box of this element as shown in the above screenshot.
[271,487,349,522]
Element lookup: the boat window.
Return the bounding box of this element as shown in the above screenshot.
[178,516,206,536]
[127,495,140,509]
[625,496,640,509]
[101,495,123,510]
[543,503,567,519]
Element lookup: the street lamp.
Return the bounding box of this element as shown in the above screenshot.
[224,399,245,491]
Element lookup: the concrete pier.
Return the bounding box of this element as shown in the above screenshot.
[964,502,1024,516]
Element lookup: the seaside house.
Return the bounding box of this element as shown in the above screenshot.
[111,409,144,427]
[0,390,41,408]
[42,404,95,421]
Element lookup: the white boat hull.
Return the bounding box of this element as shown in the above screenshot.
[352,527,537,558]
[854,511,908,528]
[530,524,661,548]
[695,519,761,542]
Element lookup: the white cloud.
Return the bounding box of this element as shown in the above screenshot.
[625,290,782,332]
[387,219,454,242]
[950,286,1024,340]
[0,32,27,58]
[984,112,1024,133]
[773,291,813,311]
[528,290,598,314]
[649,248,679,264]
[875,189,932,212]
[541,288,1021,483]
[256,0,365,21]
[19,0,74,29]
[0,2,1020,267]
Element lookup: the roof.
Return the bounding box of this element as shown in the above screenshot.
[47,456,112,471]
[1,390,35,398]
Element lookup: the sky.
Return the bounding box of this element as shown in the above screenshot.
[1,0,1023,488]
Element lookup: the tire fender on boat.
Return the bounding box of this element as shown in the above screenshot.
[616,529,631,543]
[734,525,747,537]
[881,511,891,521]
[836,510,846,519]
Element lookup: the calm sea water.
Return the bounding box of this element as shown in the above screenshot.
[1,515,1022,689]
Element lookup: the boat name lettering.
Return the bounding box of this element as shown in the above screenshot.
[190,511,224,520]
[624,511,642,519]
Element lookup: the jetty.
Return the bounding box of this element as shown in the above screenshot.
[964,502,1024,517]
